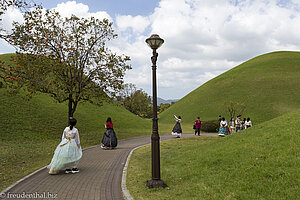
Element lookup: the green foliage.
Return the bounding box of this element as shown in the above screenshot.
[200,120,219,132]
[158,103,171,113]
[127,109,300,199]
[159,51,300,125]
[1,7,131,120]
[119,83,152,118]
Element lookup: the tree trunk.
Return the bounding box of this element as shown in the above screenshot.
[68,93,78,124]
[68,94,74,124]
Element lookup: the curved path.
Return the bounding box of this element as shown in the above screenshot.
[1,132,217,200]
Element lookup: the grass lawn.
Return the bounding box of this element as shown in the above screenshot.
[126,109,300,199]
[0,86,151,191]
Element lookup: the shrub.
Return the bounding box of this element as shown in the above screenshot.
[201,120,219,132]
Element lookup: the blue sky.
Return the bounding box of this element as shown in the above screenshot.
[1,0,300,99]
[34,0,160,16]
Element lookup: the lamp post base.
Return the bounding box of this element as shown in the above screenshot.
[146,179,168,189]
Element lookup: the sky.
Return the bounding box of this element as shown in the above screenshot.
[1,0,300,99]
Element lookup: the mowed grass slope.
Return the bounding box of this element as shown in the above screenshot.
[127,108,300,199]
[0,89,151,190]
[0,54,151,190]
[159,51,300,125]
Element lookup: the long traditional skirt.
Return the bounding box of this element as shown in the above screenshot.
[101,128,118,148]
[171,122,182,138]
[218,126,229,136]
[48,138,82,174]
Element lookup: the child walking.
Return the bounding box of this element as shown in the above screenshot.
[48,118,82,174]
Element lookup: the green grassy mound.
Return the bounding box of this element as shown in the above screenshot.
[0,88,151,191]
[159,51,300,125]
[0,54,152,190]
[127,109,300,199]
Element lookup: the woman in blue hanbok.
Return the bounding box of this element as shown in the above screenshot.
[218,117,229,136]
[48,118,82,174]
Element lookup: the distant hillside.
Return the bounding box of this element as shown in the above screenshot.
[158,97,179,105]
[159,51,300,125]
[151,97,179,105]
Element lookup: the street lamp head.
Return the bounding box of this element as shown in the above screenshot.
[146,34,164,50]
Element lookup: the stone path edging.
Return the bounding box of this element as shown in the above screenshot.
[121,144,148,200]
[0,166,47,197]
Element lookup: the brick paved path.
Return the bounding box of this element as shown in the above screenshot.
[1,132,217,200]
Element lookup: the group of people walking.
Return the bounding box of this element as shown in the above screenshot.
[218,115,252,136]
[170,114,253,139]
[48,117,117,175]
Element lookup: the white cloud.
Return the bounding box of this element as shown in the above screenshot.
[107,0,300,99]
[116,15,150,34]
[1,7,23,32]
[53,1,111,21]
[2,0,300,99]
[0,7,23,53]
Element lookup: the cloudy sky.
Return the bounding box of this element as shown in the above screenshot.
[1,0,300,99]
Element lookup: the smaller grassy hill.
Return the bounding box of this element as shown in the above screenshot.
[0,87,152,191]
[127,108,300,199]
[159,51,300,125]
[0,89,151,143]
[0,53,152,191]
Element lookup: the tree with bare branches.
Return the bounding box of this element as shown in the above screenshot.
[225,101,247,118]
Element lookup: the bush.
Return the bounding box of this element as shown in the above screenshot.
[200,120,219,132]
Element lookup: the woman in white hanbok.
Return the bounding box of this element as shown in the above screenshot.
[48,118,82,174]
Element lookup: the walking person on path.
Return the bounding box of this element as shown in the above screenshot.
[218,115,222,122]
[245,117,253,129]
[194,117,202,136]
[48,118,82,175]
[171,115,182,138]
[101,117,118,149]
[241,118,246,130]
[218,117,229,136]
[229,117,235,134]
[235,115,242,132]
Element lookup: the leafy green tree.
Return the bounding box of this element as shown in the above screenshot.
[158,103,171,113]
[0,8,131,120]
[119,84,152,118]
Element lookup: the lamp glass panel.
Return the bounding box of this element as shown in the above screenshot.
[146,34,164,49]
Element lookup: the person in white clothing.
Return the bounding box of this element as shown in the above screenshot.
[235,115,242,132]
[48,118,82,175]
[229,117,235,134]
[218,117,229,136]
[245,117,253,129]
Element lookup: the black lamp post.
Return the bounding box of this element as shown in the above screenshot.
[145,34,167,188]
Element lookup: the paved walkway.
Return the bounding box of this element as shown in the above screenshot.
[1,132,217,200]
